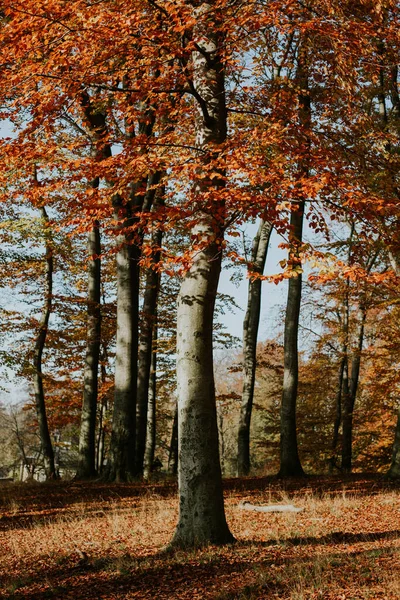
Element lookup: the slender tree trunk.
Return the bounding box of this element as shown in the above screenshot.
[106,82,156,481]
[96,397,107,474]
[278,202,305,477]
[329,354,345,472]
[168,402,178,476]
[143,319,158,479]
[96,354,108,474]
[218,408,226,476]
[77,222,101,478]
[278,44,310,478]
[107,216,140,481]
[237,219,272,476]
[341,309,366,472]
[170,2,233,547]
[382,62,400,478]
[387,251,400,477]
[388,409,400,478]
[76,93,111,479]
[33,206,56,480]
[135,195,163,476]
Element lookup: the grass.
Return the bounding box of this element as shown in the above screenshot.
[0,474,399,599]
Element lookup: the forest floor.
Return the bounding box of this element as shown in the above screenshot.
[0,474,400,599]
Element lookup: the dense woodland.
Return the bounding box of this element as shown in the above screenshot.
[0,0,400,551]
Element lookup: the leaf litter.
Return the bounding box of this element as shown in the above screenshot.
[0,474,399,599]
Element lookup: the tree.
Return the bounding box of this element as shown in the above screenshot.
[135,185,164,476]
[76,91,111,480]
[32,190,57,480]
[171,1,234,548]
[278,41,310,478]
[237,219,272,476]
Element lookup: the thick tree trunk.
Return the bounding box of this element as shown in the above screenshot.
[172,237,233,546]
[237,219,272,476]
[33,206,56,480]
[170,2,233,548]
[135,198,163,476]
[77,222,101,479]
[143,320,158,480]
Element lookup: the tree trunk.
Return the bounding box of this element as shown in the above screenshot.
[135,196,163,476]
[387,251,400,477]
[96,396,107,474]
[77,222,101,478]
[33,206,56,480]
[278,202,305,477]
[143,319,158,480]
[168,402,178,476]
[76,93,111,479]
[106,83,156,481]
[341,309,366,472]
[170,1,234,548]
[107,217,139,481]
[328,354,345,472]
[388,409,400,478]
[237,219,272,476]
[278,44,310,478]
[376,43,400,479]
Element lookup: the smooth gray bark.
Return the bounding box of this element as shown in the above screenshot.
[237,219,272,476]
[33,206,56,480]
[170,2,233,547]
[173,236,233,546]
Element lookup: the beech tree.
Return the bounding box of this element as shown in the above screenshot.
[278,40,311,478]
[171,1,234,548]
[135,187,164,476]
[32,200,57,480]
[76,92,112,480]
[237,219,272,476]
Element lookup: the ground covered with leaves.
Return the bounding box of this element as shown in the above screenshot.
[1,475,399,599]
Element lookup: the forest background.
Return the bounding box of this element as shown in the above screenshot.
[0,0,399,551]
